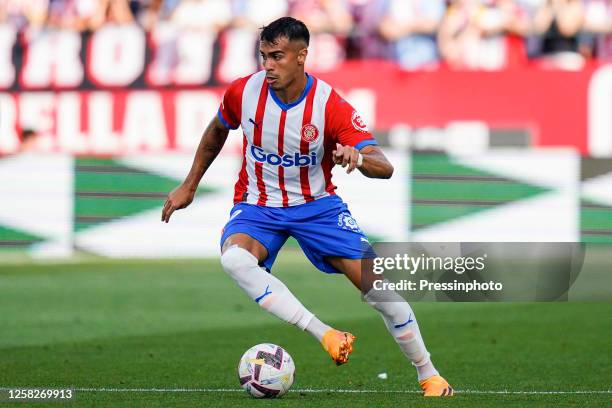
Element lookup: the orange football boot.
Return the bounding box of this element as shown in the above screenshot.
[321,329,356,365]
[419,375,454,397]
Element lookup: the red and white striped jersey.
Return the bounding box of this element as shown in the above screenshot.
[218,70,377,207]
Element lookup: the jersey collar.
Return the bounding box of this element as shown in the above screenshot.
[268,73,313,111]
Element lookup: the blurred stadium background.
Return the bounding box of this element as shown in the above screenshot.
[1,0,612,256]
[0,1,611,406]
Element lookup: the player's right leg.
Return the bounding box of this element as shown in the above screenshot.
[219,206,343,363]
[221,232,319,329]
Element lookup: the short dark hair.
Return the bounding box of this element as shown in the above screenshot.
[21,129,37,141]
[260,17,309,46]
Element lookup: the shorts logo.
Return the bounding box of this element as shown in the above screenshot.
[301,123,319,143]
[337,211,361,232]
[229,209,242,221]
[351,111,368,133]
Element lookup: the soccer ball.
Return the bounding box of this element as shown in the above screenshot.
[237,343,295,398]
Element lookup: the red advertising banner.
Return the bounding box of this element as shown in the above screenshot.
[3,63,612,155]
[2,25,611,156]
[318,62,602,154]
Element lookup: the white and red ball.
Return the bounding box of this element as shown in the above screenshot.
[237,343,295,398]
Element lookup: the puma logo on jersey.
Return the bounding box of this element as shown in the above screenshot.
[249,118,261,129]
[250,145,317,167]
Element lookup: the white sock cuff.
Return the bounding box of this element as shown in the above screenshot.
[410,351,431,367]
[294,309,315,330]
[304,315,330,341]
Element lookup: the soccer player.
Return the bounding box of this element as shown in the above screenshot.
[161,17,453,397]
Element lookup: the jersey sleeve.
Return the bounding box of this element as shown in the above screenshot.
[217,76,248,130]
[325,89,377,150]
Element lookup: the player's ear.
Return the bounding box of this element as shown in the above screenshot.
[297,47,308,66]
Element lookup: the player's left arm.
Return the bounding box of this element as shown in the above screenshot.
[332,143,394,179]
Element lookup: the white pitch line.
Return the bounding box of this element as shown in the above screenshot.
[2,387,611,395]
[71,388,611,395]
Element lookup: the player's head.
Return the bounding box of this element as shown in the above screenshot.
[259,17,309,91]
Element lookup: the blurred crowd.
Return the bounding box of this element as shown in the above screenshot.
[1,0,611,70]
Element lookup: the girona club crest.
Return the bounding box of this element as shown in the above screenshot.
[301,123,319,143]
[351,110,368,132]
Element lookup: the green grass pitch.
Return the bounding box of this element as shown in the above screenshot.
[1,252,610,407]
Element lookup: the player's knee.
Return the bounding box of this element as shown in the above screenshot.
[364,288,414,326]
[220,246,258,277]
[363,288,402,315]
[364,295,386,315]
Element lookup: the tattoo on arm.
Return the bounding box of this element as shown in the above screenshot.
[184,117,230,189]
[200,122,228,170]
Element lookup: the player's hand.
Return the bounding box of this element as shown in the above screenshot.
[161,184,196,223]
[332,143,360,174]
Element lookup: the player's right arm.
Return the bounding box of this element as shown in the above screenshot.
[162,75,247,223]
[161,116,229,223]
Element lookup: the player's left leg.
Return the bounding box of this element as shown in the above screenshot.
[326,256,453,397]
[288,195,452,394]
